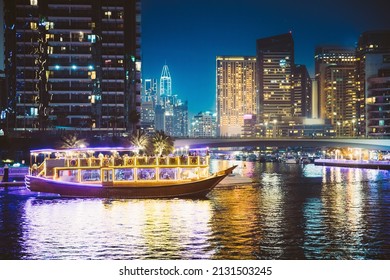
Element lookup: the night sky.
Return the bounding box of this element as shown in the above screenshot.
[141,0,390,117]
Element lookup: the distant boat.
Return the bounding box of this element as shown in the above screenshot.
[246,153,257,162]
[300,157,311,164]
[284,157,298,164]
[25,147,237,199]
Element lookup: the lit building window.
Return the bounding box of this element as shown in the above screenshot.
[105,11,112,19]
[30,0,38,6]
[30,22,37,30]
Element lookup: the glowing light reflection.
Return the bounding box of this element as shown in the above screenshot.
[22,199,213,259]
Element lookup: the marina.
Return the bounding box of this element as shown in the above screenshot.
[1,159,390,260]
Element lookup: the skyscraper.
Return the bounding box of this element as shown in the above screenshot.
[324,65,357,136]
[172,100,188,137]
[256,33,294,124]
[216,56,257,137]
[315,46,356,121]
[142,78,158,103]
[153,64,188,137]
[2,0,141,135]
[140,78,157,132]
[356,30,390,137]
[190,111,217,138]
[160,64,172,97]
[293,64,312,118]
[314,46,357,136]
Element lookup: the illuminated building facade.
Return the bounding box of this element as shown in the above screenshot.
[216,56,257,137]
[2,0,141,135]
[153,64,188,137]
[356,30,390,137]
[367,72,390,137]
[324,66,357,136]
[293,64,312,118]
[140,78,157,133]
[242,114,257,138]
[142,78,158,103]
[190,111,217,138]
[172,100,188,137]
[315,46,356,122]
[160,64,172,97]
[256,33,294,124]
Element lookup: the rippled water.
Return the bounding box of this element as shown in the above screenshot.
[1,160,390,260]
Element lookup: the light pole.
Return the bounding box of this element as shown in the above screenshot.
[337,121,341,138]
[273,119,277,138]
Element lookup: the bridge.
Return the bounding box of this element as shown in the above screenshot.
[175,138,390,151]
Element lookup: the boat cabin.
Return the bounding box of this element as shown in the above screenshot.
[30,147,210,186]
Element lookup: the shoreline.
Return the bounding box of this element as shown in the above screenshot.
[314,159,390,170]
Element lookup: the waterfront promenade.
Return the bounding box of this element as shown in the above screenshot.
[314,159,390,170]
[175,138,390,150]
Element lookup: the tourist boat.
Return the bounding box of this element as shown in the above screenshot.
[284,157,298,164]
[25,147,237,198]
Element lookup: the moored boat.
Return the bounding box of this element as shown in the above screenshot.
[25,147,236,198]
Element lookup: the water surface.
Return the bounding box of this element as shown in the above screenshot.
[1,161,389,259]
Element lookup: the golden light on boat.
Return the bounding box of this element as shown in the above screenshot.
[25,147,236,198]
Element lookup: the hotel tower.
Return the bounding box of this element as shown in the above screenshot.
[315,46,357,136]
[216,56,257,137]
[256,33,294,124]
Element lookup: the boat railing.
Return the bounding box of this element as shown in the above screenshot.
[36,155,209,173]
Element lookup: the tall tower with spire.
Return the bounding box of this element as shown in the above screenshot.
[160,64,172,97]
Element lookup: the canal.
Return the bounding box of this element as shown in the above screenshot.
[1,160,390,259]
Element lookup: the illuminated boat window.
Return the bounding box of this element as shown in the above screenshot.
[79,158,89,167]
[180,168,198,179]
[137,168,156,180]
[198,167,209,177]
[81,169,101,182]
[169,157,178,165]
[90,158,101,167]
[159,168,177,180]
[58,170,79,182]
[115,169,134,181]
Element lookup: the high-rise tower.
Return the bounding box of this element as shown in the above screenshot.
[315,46,357,136]
[356,30,390,137]
[2,0,141,135]
[154,64,188,137]
[160,64,172,97]
[315,46,356,120]
[293,64,312,118]
[216,56,257,137]
[256,33,294,123]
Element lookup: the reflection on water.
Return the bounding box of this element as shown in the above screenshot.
[1,160,390,260]
[20,199,214,260]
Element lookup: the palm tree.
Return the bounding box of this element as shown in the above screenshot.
[152,130,174,157]
[129,129,150,155]
[58,132,88,149]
